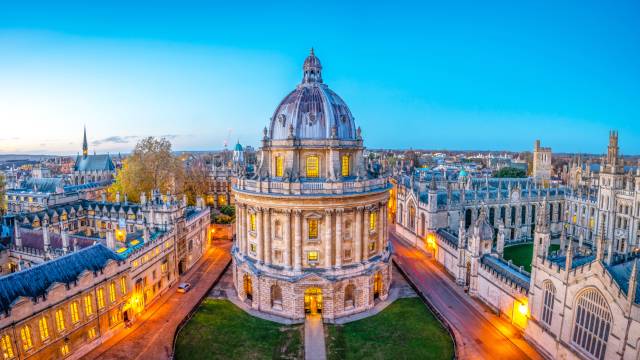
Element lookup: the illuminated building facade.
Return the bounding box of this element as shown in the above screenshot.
[0,192,210,359]
[232,50,392,321]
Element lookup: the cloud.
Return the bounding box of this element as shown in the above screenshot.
[160,134,180,140]
[92,135,139,146]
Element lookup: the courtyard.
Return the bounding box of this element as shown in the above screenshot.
[503,243,560,272]
[174,299,303,360]
[325,298,454,360]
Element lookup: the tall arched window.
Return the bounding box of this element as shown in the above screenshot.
[572,288,612,360]
[542,281,555,327]
[306,155,319,178]
[344,284,355,309]
[271,284,283,310]
[398,204,403,224]
[420,213,426,236]
[275,156,284,177]
[409,204,416,230]
[341,155,350,177]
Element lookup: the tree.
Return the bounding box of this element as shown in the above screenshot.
[183,162,212,206]
[108,137,184,202]
[494,167,527,178]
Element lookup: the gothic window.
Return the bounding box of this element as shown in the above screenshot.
[1,334,14,359]
[308,219,319,240]
[341,155,350,177]
[542,281,555,327]
[571,288,612,360]
[344,284,355,309]
[420,213,426,236]
[271,285,283,310]
[19,326,32,351]
[409,204,416,230]
[306,156,319,178]
[398,205,403,225]
[275,156,284,177]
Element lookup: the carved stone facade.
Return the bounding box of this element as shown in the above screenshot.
[232,50,392,322]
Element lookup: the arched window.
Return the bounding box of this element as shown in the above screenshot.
[572,288,612,360]
[341,155,350,177]
[344,284,355,309]
[275,156,284,177]
[271,285,283,310]
[398,205,403,224]
[306,155,319,178]
[420,213,426,236]
[409,204,416,230]
[542,281,555,327]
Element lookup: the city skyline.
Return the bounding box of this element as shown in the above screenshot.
[1,1,639,155]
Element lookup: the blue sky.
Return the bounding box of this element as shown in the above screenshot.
[0,1,639,155]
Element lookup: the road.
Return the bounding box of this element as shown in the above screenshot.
[85,242,232,360]
[391,230,543,360]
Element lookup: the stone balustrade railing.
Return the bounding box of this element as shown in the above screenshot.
[234,177,391,196]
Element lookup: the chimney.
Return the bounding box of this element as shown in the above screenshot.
[106,230,116,250]
[61,230,70,253]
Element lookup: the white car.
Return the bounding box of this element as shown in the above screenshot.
[177,282,191,293]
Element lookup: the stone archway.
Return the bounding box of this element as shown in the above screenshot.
[373,271,383,300]
[304,287,323,315]
[243,274,253,302]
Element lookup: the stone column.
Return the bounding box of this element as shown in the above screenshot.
[378,205,385,255]
[264,209,272,264]
[324,210,333,267]
[355,207,363,263]
[335,209,343,268]
[256,208,264,263]
[241,205,248,255]
[284,210,292,269]
[294,210,302,271]
[364,208,371,259]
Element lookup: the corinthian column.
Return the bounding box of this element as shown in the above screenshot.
[355,207,363,263]
[256,208,264,263]
[284,210,292,269]
[335,209,343,268]
[378,204,384,255]
[294,210,302,271]
[264,208,272,264]
[324,209,333,268]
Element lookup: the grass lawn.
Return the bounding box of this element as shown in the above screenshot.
[174,299,303,360]
[325,298,454,360]
[503,243,560,272]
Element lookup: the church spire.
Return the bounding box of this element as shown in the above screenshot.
[82,125,88,158]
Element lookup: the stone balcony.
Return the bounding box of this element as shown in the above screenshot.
[234,177,391,196]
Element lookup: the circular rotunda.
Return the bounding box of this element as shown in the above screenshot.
[232,49,392,321]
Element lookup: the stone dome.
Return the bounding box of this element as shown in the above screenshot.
[269,49,357,141]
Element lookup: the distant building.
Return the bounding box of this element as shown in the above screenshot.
[533,139,552,181]
[71,127,116,185]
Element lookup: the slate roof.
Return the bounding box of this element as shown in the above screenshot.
[13,178,64,194]
[0,244,122,313]
[607,255,640,304]
[547,254,596,269]
[74,154,115,172]
[481,254,530,291]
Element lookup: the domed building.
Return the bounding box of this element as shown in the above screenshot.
[232,49,392,321]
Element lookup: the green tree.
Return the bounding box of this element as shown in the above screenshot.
[108,137,184,202]
[494,167,527,178]
[183,163,212,206]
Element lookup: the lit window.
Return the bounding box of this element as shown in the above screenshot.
[307,251,319,262]
[1,334,14,359]
[249,213,256,232]
[55,309,66,332]
[120,277,127,295]
[306,156,319,178]
[250,243,256,253]
[109,282,117,303]
[97,288,105,309]
[369,212,377,232]
[38,317,49,341]
[308,219,318,239]
[70,302,80,324]
[19,326,32,351]
[369,242,376,252]
[161,261,168,273]
[341,155,349,177]
[133,260,139,268]
[109,310,121,327]
[275,156,284,177]
[84,295,94,316]
[60,343,70,356]
[87,327,97,340]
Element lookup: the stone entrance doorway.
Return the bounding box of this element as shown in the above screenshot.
[243,274,253,302]
[304,287,323,315]
[373,272,383,300]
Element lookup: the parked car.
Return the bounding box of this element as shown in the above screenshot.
[177,282,191,293]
